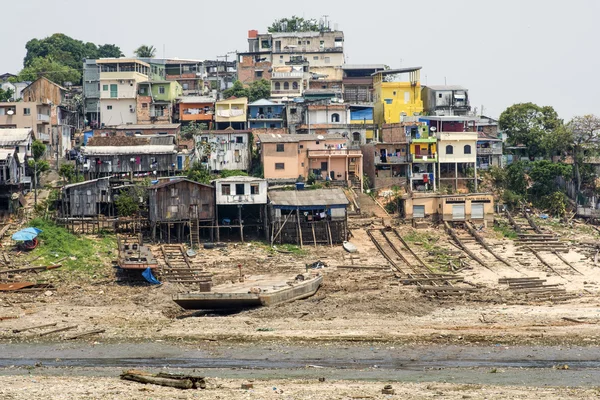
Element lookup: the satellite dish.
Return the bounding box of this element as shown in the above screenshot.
[6,110,14,115]
[430,126,437,132]
[317,135,324,140]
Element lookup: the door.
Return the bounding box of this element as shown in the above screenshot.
[190,204,198,219]
[414,205,425,219]
[471,203,484,219]
[177,155,183,170]
[415,146,421,156]
[452,204,465,220]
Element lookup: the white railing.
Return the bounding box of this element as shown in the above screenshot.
[271,71,304,79]
[37,114,50,122]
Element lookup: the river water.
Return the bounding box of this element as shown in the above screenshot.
[0,342,599,386]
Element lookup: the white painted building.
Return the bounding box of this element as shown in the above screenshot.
[437,131,478,192]
[194,130,252,172]
[97,59,150,126]
[214,176,268,205]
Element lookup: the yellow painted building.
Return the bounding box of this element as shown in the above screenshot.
[373,67,424,127]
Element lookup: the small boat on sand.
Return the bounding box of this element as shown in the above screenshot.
[343,241,358,253]
[173,274,323,310]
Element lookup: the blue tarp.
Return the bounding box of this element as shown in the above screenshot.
[12,227,42,242]
[83,131,94,146]
[350,108,373,121]
[142,267,161,285]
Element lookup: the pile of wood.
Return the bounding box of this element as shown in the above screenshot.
[499,277,575,302]
[515,233,569,252]
[398,273,464,286]
[417,285,477,298]
[121,370,206,390]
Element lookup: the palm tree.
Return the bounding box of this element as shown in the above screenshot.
[134,45,156,58]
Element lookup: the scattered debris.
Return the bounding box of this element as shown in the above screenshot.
[39,325,78,337]
[382,384,395,395]
[64,329,106,340]
[13,322,57,333]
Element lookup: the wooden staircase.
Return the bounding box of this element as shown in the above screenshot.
[190,219,200,248]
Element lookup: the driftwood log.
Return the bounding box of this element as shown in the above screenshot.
[120,370,206,390]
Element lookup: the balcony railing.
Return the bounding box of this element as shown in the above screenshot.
[271,71,304,79]
[150,110,167,117]
[410,154,437,162]
[410,135,436,143]
[477,147,502,155]
[410,172,434,180]
[248,113,283,120]
[37,114,50,122]
[274,47,343,54]
[271,89,302,95]
[377,155,408,164]
[37,132,50,142]
[308,149,362,157]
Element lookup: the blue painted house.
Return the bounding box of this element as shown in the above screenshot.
[248,99,285,129]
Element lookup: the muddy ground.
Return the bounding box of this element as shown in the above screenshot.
[1,211,600,398]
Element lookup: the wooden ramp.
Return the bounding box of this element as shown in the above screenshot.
[157,244,212,288]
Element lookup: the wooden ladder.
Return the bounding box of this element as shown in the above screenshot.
[190,219,199,248]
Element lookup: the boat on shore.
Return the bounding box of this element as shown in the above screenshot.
[173,273,323,310]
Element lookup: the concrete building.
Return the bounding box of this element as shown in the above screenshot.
[0,128,34,162]
[422,85,471,116]
[271,59,310,100]
[257,133,362,190]
[437,131,478,193]
[399,193,494,226]
[0,102,50,143]
[1,81,30,101]
[213,176,269,241]
[409,124,437,192]
[476,131,503,170]
[342,64,385,104]
[136,80,183,125]
[373,67,423,127]
[164,59,207,96]
[97,59,150,126]
[215,97,248,130]
[194,130,252,172]
[248,99,285,129]
[177,96,215,127]
[93,123,180,137]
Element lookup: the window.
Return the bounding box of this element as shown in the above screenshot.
[110,84,118,98]
[384,99,393,104]
[103,85,108,91]
[168,205,178,213]
[313,56,319,60]
[307,40,310,45]
[142,103,148,109]
[292,81,298,90]
[438,93,443,98]
[182,83,189,90]
[107,105,113,110]
[404,92,410,103]
[414,205,425,218]
[298,40,302,45]
[276,143,284,152]
[171,188,178,197]
[331,113,340,123]
[236,136,244,144]
[159,86,165,94]
[464,144,472,154]
[275,163,285,170]
[221,184,231,195]
[446,145,454,155]
[299,144,304,149]
[275,82,281,90]
[283,82,290,90]
[139,87,146,95]
[290,108,297,114]
[23,108,30,116]
[236,183,245,195]
[324,57,331,64]
[255,71,263,78]
[251,184,259,195]
[321,162,328,171]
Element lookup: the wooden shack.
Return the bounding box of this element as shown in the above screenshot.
[61,177,112,217]
[147,178,215,244]
[82,135,177,178]
[268,188,349,246]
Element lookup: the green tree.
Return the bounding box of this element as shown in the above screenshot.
[222,80,249,99]
[186,162,212,184]
[17,57,81,86]
[24,34,99,72]
[528,160,572,201]
[115,185,148,217]
[134,45,156,58]
[268,16,322,33]
[28,140,50,188]
[59,164,76,183]
[97,44,124,58]
[567,115,600,199]
[0,87,14,102]
[180,122,208,140]
[499,103,562,158]
[248,79,272,102]
[32,139,46,161]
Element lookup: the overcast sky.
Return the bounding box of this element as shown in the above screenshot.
[2,0,598,119]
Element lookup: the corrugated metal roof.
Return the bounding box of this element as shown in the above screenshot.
[425,85,468,91]
[372,67,422,76]
[0,149,14,160]
[268,188,349,207]
[342,64,386,70]
[257,133,344,143]
[248,99,280,106]
[63,177,110,190]
[0,128,32,146]
[107,124,181,130]
[148,178,213,190]
[87,136,175,147]
[178,96,215,104]
[81,145,176,155]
